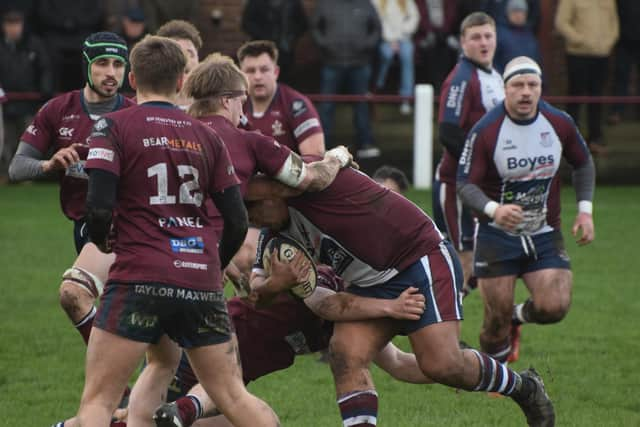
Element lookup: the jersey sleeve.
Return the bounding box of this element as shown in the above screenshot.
[251,132,293,177]
[457,124,491,186]
[20,100,56,153]
[438,67,474,128]
[206,129,241,194]
[85,117,122,177]
[558,112,592,169]
[289,96,322,145]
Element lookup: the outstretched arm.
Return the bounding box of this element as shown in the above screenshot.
[304,286,426,321]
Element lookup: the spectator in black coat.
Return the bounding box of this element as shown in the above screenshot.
[0,8,52,180]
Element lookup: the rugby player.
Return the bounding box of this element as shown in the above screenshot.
[122,53,355,426]
[77,35,279,427]
[457,56,595,365]
[236,166,556,426]
[8,32,134,345]
[152,261,431,427]
[432,12,504,299]
[238,40,324,156]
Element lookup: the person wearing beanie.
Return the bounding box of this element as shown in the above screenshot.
[458,56,595,369]
[7,32,135,402]
[494,0,541,73]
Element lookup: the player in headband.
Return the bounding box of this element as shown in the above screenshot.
[458,54,595,370]
[502,56,542,84]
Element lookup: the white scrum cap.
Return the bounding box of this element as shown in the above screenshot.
[503,56,542,83]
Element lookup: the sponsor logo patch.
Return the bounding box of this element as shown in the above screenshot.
[87,148,114,162]
[58,127,74,137]
[173,260,208,270]
[170,237,205,254]
[291,99,307,117]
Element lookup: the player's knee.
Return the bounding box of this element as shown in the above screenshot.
[418,350,465,385]
[328,341,366,382]
[534,299,570,324]
[59,281,87,313]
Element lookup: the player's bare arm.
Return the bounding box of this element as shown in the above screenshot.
[297,132,325,157]
[276,145,355,192]
[305,286,426,321]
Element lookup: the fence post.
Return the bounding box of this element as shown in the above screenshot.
[413,84,433,189]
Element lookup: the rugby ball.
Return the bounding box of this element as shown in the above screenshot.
[262,236,317,298]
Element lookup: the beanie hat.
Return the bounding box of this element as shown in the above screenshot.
[507,0,528,13]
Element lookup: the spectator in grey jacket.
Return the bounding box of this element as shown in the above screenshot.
[311,0,382,159]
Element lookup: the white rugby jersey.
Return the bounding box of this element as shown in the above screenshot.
[458,101,591,235]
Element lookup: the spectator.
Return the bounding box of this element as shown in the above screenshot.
[555,0,619,155]
[311,0,381,159]
[608,0,640,125]
[35,0,106,92]
[119,7,148,93]
[241,0,308,85]
[141,0,199,33]
[482,0,540,32]
[238,40,325,156]
[372,0,420,115]
[413,0,460,93]
[0,8,52,180]
[373,164,409,194]
[494,0,541,73]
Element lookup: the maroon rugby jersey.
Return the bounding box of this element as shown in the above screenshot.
[256,166,444,287]
[179,265,344,386]
[199,114,293,234]
[85,102,240,290]
[199,115,291,196]
[241,83,322,153]
[20,90,134,220]
[0,86,7,103]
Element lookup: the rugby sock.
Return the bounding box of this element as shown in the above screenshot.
[469,349,520,395]
[51,422,64,427]
[337,390,378,426]
[74,306,96,344]
[512,299,532,325]
[175,394,203,426]
[482,337,511,363]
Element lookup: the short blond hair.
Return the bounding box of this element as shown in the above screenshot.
[183,53,248,117]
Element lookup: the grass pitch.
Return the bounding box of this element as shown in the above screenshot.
[1,183,639,426]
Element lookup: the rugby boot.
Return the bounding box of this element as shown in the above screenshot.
[154,402,185,427]
[512,368,555,427]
